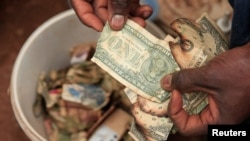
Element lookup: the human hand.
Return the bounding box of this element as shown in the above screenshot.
[70,0,153,32]
[161,42,250,136]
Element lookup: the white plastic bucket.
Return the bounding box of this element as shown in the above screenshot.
[10,9,166,141]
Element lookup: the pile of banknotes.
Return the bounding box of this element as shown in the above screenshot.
[33,43,135,141]
[91,13,229,141]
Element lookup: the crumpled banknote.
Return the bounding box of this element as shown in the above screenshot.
[92,12,228,141]
[33,42,134,141]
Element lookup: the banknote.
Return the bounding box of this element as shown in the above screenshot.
[137,95,169,117]
[124,86,169,116]
[129,119,161,141]
[91,20,179,103]
[124,88,172,141]
[36,73,61,109]
[124,88,138,104]
[62,83,110,110]
[92,13,229,140]
[169,12,228,69]
[168,12,229,114]
[128,119,147,141]
[34,42,135,141]
[132,102,172,140]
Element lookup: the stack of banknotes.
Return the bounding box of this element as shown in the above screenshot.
[33,43,135,141]
[91,13,229,141]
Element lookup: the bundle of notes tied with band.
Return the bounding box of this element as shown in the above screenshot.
[91,13,229,141]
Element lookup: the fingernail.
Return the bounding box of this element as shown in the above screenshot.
[143,11,152,19]
[111,15,124,28]
[161,75,172,89]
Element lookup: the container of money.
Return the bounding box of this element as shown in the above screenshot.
[10,8,166,141]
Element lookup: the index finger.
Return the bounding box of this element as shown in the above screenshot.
[71,0,104,31]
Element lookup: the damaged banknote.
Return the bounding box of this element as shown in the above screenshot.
[92,12,229,141]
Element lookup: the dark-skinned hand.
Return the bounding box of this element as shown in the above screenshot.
[70,0,152,31]
[161,42,250,136]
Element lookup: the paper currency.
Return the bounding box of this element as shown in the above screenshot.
[33,42,134,141]
[91,20,179,103]
[92,12,229,141]
[137,95,169,117]
[124,88,138,104]
[66,61,104,85]
[132,102,172,140]
[62,83,110,110]
[169,13,229,115]
[128,119,147,141]
[196,12,229,56]
[124,87,169,117]
[169,13,228,69]
[89,20,177,140]
[124,89,172,141]
[36,73,61,108]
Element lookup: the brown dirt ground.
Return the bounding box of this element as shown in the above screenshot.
[0,0,69,140]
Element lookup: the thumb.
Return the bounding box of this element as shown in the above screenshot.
[161,66,214,94]
[108,0,130,30]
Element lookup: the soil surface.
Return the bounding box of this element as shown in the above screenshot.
[0,0,69,140]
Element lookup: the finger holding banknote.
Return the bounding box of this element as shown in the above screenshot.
[131,103,173,140]
[71,0,152,31]
[137,95,169,117]
[108,0,153,30]
[161,43,250,136]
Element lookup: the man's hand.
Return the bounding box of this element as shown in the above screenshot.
[161,43,250,136]
[70,0,153,31]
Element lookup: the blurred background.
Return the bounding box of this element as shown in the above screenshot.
[0,0,232,141]
[0,0,70,140]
